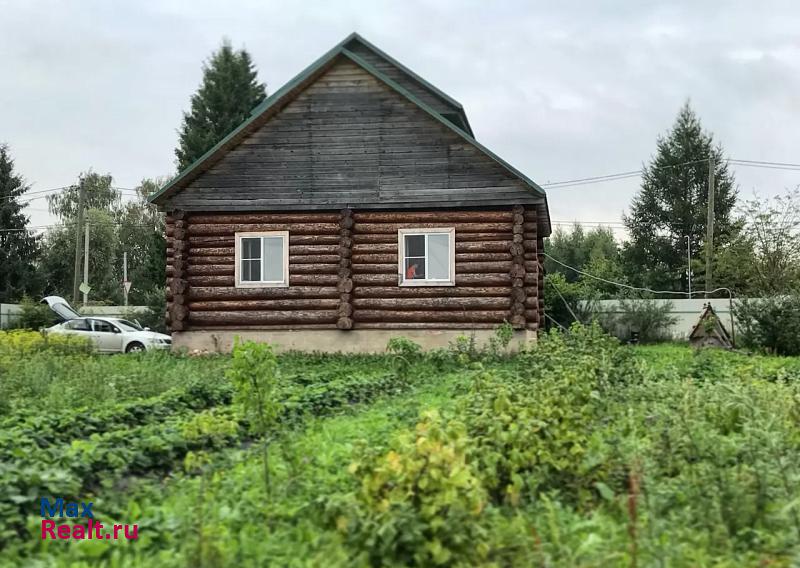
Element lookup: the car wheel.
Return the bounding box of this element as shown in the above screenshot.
[126,342,146,354]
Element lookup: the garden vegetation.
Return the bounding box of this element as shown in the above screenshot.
[0,326,799,566]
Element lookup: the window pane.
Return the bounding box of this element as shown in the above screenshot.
[405,234,425,257]
[242,259,261,281]
[428,233,450,280]
[405,257,425,279]
[263,236,284,282]
[242,237,261,260]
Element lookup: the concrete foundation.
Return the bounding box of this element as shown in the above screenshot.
[172,328,538,354]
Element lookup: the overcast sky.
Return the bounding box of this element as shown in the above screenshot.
[2,0,799,236]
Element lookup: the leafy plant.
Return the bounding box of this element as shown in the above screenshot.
[14,296,55,330]
[385,336,422,375]
[615,298,678,342]
[734,293,800,355]
[227,339,282,496]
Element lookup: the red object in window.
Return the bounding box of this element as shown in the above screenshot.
[406,264,417,279]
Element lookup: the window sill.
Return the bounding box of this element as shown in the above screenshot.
[399,279,456,287]
[234,281,289,289]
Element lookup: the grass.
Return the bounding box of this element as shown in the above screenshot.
[1,327,799,566]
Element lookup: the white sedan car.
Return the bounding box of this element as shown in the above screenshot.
[42,296,172,353]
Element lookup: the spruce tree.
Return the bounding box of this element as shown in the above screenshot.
[623,102,738,292]
[0,144,41,302]
[175,40,266,170]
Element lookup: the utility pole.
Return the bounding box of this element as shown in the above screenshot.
[72,181,87,305]
[123,251,128,307]
[82,223,90,307]
[704,156,715,297]
[685,235,692,299]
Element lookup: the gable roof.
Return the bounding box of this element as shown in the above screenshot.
[688,304,732,346]
[149,33,550,234]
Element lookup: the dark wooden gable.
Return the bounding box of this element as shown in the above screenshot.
[342,36,473,135]
[167,57,544,209]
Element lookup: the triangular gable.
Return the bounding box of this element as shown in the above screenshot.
[342,34,473,136]
[149,34,550,234]
[689,305,732,345]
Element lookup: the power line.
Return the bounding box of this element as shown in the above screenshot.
[543,252,733,299]
[728,158,800,168]
[541,157,800,190]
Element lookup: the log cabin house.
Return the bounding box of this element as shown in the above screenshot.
[149,33,551,352]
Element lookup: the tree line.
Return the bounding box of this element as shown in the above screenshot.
[543,103,800,331]
[0,39,265,308]
[1,41,798,333]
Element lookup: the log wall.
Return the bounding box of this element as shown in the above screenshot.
[165,207,541,332]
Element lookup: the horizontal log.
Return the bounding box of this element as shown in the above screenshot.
[291,244,340,255]
[354,222,511,234]
[353,322,499,330]
[352,263,396,274]
[352,232,513,244]
[186,324,336,331]
[456,261,512,273]
[188,223,340,236]
[289,254,340,264]
[190,247,231,257]
[191,256,233,265]
[352,211,513,223]
[354,310,509,323]
[291,264,338,274]
[188,213,339,224]
[187,274,338,287]
[351,241,512,254]
[352,253,396,264]
[353,297,511,311]
[352,273,512,287]
[189,286,339,300]
[353,286,510,298]
[188,235,340,247]
[187,265,233,276]
[188,311,339,325]
[337,317,354,330]
[187,299,339,311]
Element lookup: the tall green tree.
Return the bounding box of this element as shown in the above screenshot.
[40,173,166,305]
[116,179,166,304]
[0,144,41,302]
[623,102,739,292]
[176,39,267,171]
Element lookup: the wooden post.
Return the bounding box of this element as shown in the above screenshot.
[169,210,189,331]
[705,156,715,296]
[337,208,354,330]
[537,236,545,330]
[508,205,526,329]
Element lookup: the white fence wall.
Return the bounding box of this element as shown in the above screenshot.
[0,304,148,329]
[586,298,751,340]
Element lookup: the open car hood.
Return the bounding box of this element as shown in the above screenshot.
[41,296,82,322]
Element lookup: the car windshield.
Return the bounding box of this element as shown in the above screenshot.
[114,319,143,332]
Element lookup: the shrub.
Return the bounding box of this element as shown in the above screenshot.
[227,339,282,495]
[341,410,490,565]
[615,298,678,343]
[14,296,55,330]
[734,294,800,356]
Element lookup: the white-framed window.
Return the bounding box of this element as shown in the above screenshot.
[397,228,455,286]
[234,231,289,288]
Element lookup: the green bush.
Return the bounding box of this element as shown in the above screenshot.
[14,296,55,330]
[614,298,678,342]
[734,294,800,355]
